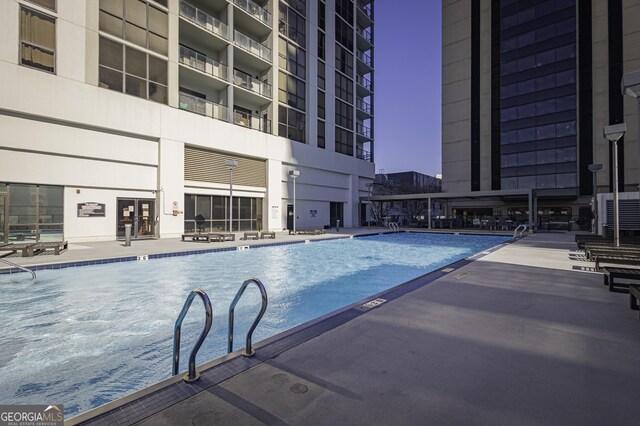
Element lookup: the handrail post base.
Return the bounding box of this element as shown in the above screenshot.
[183,372,201,383]
[241,348,255,357]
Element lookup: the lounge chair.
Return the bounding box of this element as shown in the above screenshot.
[629,284,640,317]
[27,241,68,256]
[242,231,259,240]
[182,233,223,242]
[602,267,640,292]
[0,243,38,257]
[595,254,640,271]
[260,231,276,239]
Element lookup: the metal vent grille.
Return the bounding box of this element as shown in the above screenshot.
[606,199,640,230]
[184,146,266,188]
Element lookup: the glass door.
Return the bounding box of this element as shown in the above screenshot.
[136,199,154,237]
[117,198,136,239]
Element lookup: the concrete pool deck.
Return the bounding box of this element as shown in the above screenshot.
[62,231,640,425]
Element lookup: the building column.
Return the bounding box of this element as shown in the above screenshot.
[157,138,184,237]
[265,159,282,231]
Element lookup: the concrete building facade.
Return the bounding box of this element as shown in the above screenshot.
[442,0,640,229]
[0,0,375,242]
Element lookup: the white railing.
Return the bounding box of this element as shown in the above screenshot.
[179,92,229,122]
[233,69,271,98]
[233,110,271,134]
[234,30,271,62]
[233,0,271,27]
[179,46,228,81]
[180,1,229,40]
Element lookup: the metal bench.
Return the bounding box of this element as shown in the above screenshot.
[602,267,640,292]
[242,231,259,240]
[629,284,640,318]
[0,243,38,257]
[595,255,640,271]
[27,241,68,256]
[209,233,235,241]
[260,231,276,239]
[181,234,223,243]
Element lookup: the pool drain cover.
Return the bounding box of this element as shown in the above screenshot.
[360,298,387,310]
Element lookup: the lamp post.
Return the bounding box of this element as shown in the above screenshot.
[603,124,627,247]
[366,182,373,228]
[588,163,603,235]
[289,170,299,234]
[621,70,640,194]
[225,159,238,233]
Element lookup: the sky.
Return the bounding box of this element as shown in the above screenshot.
[373,0,442,177]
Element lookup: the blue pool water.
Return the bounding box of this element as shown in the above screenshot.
[0,232,509,416]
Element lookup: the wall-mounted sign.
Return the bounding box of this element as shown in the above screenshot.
[309,209,318,217]
[77,202,106,217]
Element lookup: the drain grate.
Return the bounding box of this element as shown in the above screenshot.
[361,298,387,309]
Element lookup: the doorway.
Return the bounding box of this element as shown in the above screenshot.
[287,204,294,231]
[330,202,344,228]
[117,198,155,239]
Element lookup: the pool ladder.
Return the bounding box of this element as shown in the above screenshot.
[513,224,528,238]
[0,258,36,279]
[388,222,399,233]
[172,278,268,383]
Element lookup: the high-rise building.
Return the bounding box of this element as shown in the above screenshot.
[442,0,640,223]
[0,0,375,242]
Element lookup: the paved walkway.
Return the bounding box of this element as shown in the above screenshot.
[70,232,640,425]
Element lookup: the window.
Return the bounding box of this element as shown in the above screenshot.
[318,30,325,60]
[335,16,353,50]
[318,1,325,30]
[335,72,353,103]
[279,2,306,46]
[20,7,56,73]
[25,0,56,11]
[335,99,353,129]
[318,60,325,89]
[99,36,168,103]
[318,90,325,119]
[282,0,306,15]
[335,127,353,156]
[279,37,306,79]
[278,71,306,111]
[278,105,306,143]
[2,184,63,242]
[336,0,354,25]
[335,45,353,76]
[317,120,325,148]
[99,0,168,55]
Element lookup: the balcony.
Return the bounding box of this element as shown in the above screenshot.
[234,109,271,134]
[233,0,271,28]
[356,147,371,161]
[179,45,228,81]
[357,0,374,22]
[356,74,373,93]
[179,92,229,122]
[357,25,373,44]
[356,122,372,139]
[179,1,229,41]
[357,49,373,69]
[234,30,271,63]
[356,98,372,115]
[233,69,271,98]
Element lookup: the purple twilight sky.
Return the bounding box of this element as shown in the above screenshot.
[372,0,442,177]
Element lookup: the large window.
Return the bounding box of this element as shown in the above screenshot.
[335,72,353,103]
[335,45,353,76]
[99,0,168,55]
[335,0,354,25]
[335,16,353,50]
[318,60,325,90]
[317,120,325,149]
[335,127,353,156]
[278,1,306,46]
[318,90,325,119]
[20,7,56,73]
[279,105,306,143]
[184,194,263,232]
[99,36,168,103]
[278,71,306,111]
[335,99,353,129]
[25,0,56,11]
[278,37,306,79]
[0,184,63,243]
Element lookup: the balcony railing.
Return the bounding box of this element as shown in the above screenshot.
[356,123,372,139]
[233,69,271,98]
[234,30,272,62]
[357,25,373,44]
[179,46,228,81]
[358,0,374,21]
[357,98,372,115]
[180,1,229,40]
[357,49,373,67]
[356,147,371,161]
[233,0,271,27]
[179,92,229,122]
[356,74,373,91]
[234,109,271,134]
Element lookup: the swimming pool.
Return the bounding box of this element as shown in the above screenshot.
[0,232,509,416]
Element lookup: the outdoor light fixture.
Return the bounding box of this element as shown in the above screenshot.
[588,163,603,235]
[289,170,300,234]
[603,123,627,247]
[225,160,238,233]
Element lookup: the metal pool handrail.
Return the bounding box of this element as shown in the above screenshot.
[0,258,36,279]
[228,278,268,357]
[388,222,399,233]
[513,224,528,238]
[173,289,212,383]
